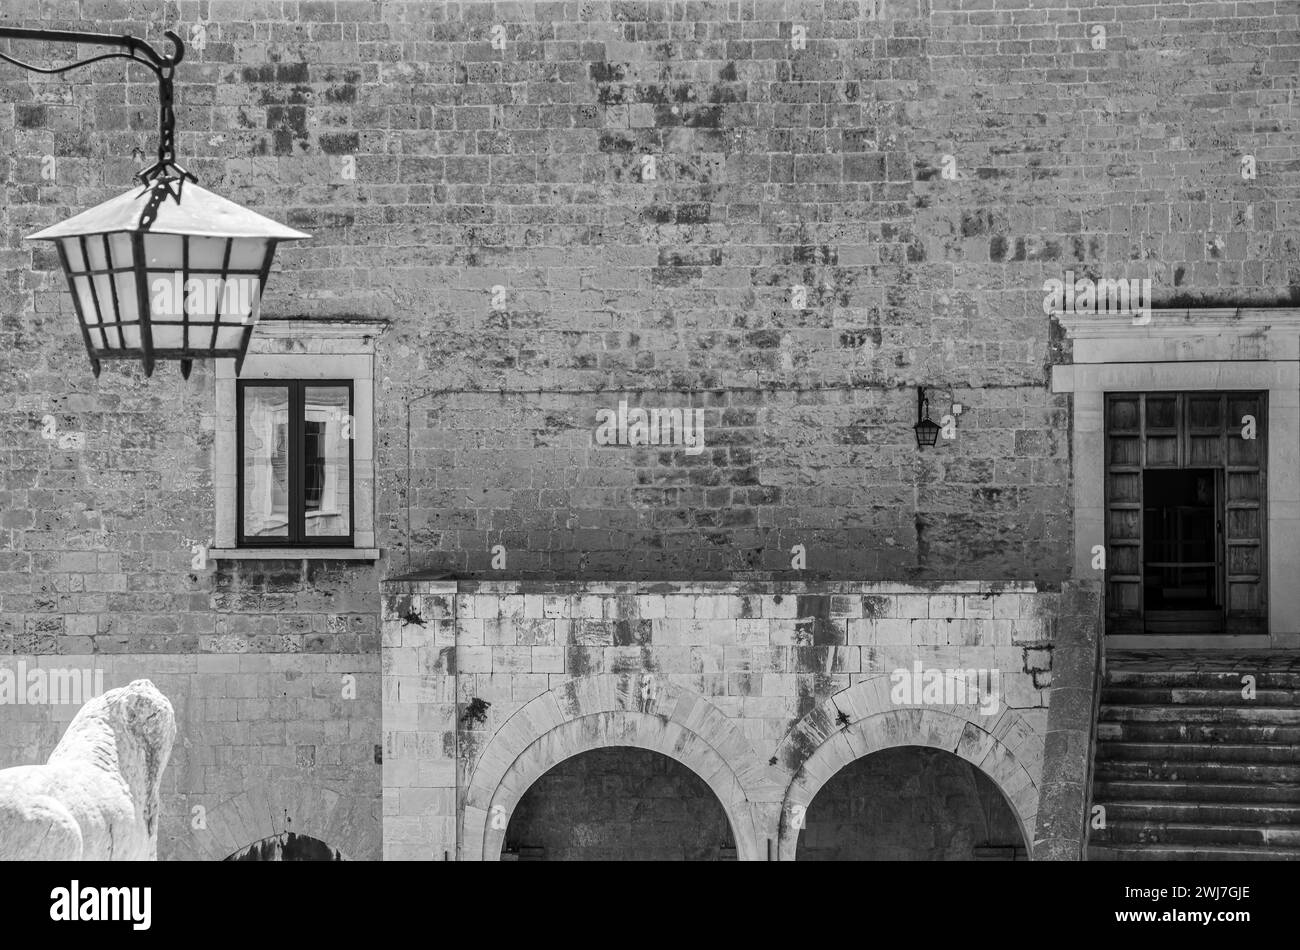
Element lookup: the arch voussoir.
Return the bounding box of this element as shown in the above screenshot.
[461,674,766,861]
[774,679,1045,861]
[205,780,369,861]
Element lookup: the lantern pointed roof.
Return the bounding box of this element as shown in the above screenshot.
[26,178,310,242]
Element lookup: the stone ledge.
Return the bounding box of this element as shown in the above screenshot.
[382,578,1047,595]
[209,548,380,561]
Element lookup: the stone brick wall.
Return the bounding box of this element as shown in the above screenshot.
[7,0,1291,595]
[381,579,1077,859]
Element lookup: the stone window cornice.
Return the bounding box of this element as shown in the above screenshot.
[1055,307,1300,365]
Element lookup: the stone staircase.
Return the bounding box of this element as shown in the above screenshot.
[1088,651,1300,860]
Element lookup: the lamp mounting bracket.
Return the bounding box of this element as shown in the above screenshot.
[0,27,196,187]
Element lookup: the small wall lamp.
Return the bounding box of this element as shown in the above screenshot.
[913,387,941,448]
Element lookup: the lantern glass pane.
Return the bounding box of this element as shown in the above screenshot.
[92,274,117,322]
[107,232,134,266]
[303,386,351,538]
[114,272,140,322]
[182,275,218,320]
[242,386,291,538]
[228,239,269,271]
[147,271,183,320]
[216,326,245,349]
[184,277,221,324]
[85,239,108,271]
[61,237,86,273]
[152,325,183,348]
[217,273,261,324]
[189,236,227,270]
[143,233,184,269]
[120,325,141,348]
[72,277,98,325]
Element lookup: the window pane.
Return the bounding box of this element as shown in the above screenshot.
[303,386,351,538]
[243,386,290,538]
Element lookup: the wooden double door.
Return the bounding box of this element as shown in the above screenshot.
[1105,391,1267,636]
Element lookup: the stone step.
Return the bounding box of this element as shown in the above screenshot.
[1101,687,1300,706]
[1094,780,1300,805]
[1099,704,1300,725]
[1092,654,1300,860]
[1105,670,1300,690]
[1096,741,1300,764]
[1096,721,1300,744]
[1095,759,1300,784]
[1089,843,1300,861]
[1101,800,1300,826]
[1092,820,1300,849]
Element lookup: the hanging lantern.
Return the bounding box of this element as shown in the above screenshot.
[27,179,309,377]
[1,26,309,378]
[913,387,941,448]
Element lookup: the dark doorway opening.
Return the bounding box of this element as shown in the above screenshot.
[1143,468,1223,633]
[795,746,1026,861]
[501,747,735,861]
[224,832,344,861]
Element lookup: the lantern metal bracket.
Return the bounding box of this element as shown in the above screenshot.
[0,27,196,187]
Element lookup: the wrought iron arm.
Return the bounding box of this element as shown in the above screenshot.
[0,27,195,184]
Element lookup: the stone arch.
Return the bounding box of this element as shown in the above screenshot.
[461,673,772,861]
[773,675,1041,860]
[187,780,378,862]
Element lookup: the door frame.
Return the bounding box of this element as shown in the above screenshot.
[1052,308,1300,649]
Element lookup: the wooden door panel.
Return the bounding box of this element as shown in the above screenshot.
[1227,546,1260,575]
[1146,437,1178,467]
[1227,472,1259,500]
[1110,545,1140,575]
[1108,508,1141,541]
[1109,472,1141,501]
[1109,396,1140,431]
[1187,395,1223,429]
[1228,436,1262,466]
[1145,396,1177,429]
[1105,393,1144,626]
[1108,582,1141,615]
[1228,583,1262,613]
[1226,507,1260,540]
[1187,436,1223,466]
[1109,437,1140,466]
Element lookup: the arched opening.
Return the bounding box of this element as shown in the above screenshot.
[796,746,1027,861]
[501,747,736,861]
[224,832,346,861]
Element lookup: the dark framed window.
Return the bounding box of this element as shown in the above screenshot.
[237,379,355,547]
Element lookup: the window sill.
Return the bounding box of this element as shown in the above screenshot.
[208,548,380,561]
